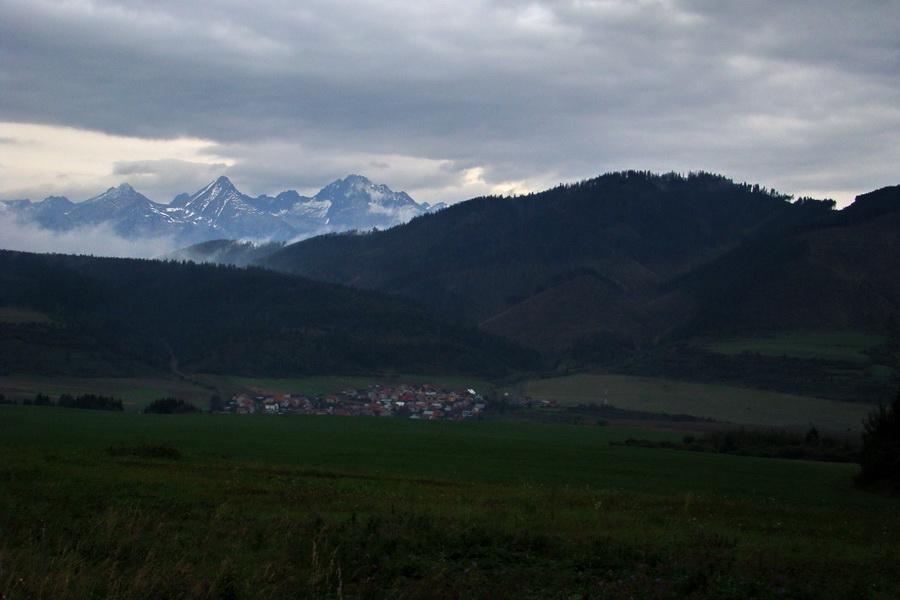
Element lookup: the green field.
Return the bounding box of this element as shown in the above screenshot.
[1,405,898,600]
[521,373,874,431]
[0,374,219,411]
[699,330,889,363]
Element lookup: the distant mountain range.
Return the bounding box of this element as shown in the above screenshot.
[3,169,898,402]
[0,175,445,244]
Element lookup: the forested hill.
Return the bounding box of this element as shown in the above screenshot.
[0,250,539,378]
[256,171,836,339]
[662,184,900,338]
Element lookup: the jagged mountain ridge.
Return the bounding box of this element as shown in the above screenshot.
[2,175,441,244]
[173,177,300,240]
[75,184,186,233]
[314,174,426,231]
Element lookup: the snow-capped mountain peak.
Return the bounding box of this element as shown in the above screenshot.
[315,175,421,230]
[83,183,148,208]
[199,176,238,196]
[6,174,434,246]
[185,176,242,211]
[317,174,412,205]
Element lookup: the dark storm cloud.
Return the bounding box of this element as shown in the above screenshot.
[1,0,897,206]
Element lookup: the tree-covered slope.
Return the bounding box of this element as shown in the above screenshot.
[666,185,900,338]
[0,250,539,378]
[619,186,900,402]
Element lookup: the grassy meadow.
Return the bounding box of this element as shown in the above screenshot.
[2,405,898,600]
[698,331,890,364]
[520,374,874,432]
[0,374,218,411]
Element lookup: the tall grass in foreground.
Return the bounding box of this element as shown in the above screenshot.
[1,407,898,599]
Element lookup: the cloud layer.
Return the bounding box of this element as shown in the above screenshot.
[2,0,898,209]
[0,211,181,259]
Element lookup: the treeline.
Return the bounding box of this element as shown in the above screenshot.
[143,398,201,414]
[571,402,715,423]
[9,392,208,414]
[16,392,124,411]
[612,427,860,463]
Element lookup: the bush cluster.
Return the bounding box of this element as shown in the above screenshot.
[857,390,900,487]
[105,441,181,459]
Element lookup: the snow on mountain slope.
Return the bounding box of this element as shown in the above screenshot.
[2,175,431,245]
[318,174,425,231]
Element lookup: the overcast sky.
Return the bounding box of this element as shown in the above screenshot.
[1,0,898,210]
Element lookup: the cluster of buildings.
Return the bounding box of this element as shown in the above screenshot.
[222,383,491,420]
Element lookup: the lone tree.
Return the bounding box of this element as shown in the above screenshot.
[857,390,900,487]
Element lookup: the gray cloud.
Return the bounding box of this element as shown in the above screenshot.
[1,0,897,208]
[112,159,230,202]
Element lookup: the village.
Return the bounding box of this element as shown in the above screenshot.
[221,383,504,420]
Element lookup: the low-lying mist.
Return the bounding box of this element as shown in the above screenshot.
[0,213,182,259]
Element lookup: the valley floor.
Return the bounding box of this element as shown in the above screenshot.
[1,405,897,600]
[1,371,878,431]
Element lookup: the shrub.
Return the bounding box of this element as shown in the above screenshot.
[58,393,123,411]
[106,441,182,459]
[614,427,859,463]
